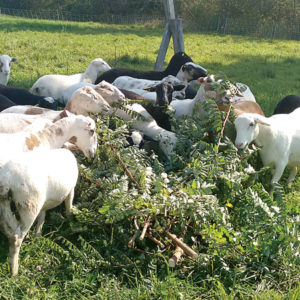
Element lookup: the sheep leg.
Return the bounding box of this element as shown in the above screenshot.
[64,188,74,216]
[0,200,19,237]
[35,210,46,236]
[271,161,287,187]
[287,166,298,185]
[9,233,22,276]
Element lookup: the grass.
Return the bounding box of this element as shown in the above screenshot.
[0,15,299,299]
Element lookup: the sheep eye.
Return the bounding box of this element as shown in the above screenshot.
[89,129,95,136]
[249,122,254,127]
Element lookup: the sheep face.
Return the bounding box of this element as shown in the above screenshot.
[198,75,243,103]
[161,75,186,99]
[181,62,207,82]
[0,55,17,85]
[91,58,111,73]
[234,114,271,149]
[72,115,98,158]
[76,87,111,115]
[94,80,125,104]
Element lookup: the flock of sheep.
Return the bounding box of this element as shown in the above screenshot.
[0,51,299,276]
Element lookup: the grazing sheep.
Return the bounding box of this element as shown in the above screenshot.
[273,95,300,115]
[2,86,111,119]
[140,81,186,131]
[112,103,177,157]
[95,52,195,84]
[170,75,262,119]
[30,58,111,100]
[61,80,125,105]
[111,62,207,101]
[0,94,16,111]
[0,148,80,276]
[0,112,98,167]
[0,55,17,85]
[0,84,58,110]
[0,111,68,134]
[112,75,186,102]
[234,109,300,186]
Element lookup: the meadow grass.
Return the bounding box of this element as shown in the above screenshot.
[0,15,299,299]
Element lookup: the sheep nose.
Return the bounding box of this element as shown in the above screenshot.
[235,142,244,149]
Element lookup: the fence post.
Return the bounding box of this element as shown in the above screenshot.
[154,0,185,71]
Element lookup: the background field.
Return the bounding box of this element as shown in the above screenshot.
[0,15,299,299]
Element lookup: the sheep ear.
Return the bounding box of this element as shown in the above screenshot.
[60,109,70,118]
[235,89,244,97]
[11,57,17,63]
[254,116,271,126]
[144,86,156,92]
[173,84,186,91]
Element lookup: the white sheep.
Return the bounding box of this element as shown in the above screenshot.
[234,108,300,186]
[170,75,257,119]
[0,148,79,275]
[112,75,187,102]
[30,58,111,100]
[0,112,98,167]
[0,55,17,85]
[112,103,177,157]
[61,80,125,105]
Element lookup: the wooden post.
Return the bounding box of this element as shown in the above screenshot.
[154,0,185,71]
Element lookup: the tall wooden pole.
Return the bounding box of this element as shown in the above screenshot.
[154,0,185,71]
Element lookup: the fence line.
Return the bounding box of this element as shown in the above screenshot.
[1,7,300,41]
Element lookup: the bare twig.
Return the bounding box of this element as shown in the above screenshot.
[128,231,139,248]
[145,232,165,248]
[110,145,142,191]
[140,216,151,240]
[169,239,185,268]
[166,232,198,259]
[217,102,233,149]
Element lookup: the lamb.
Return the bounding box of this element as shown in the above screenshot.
[141,81,186,131]
[273,95,300,115]
[234,108,300,186]
[0,148,80,275]
[0,112,98,167]
[0,55,17,85]
[111,62,207,101]
[1,86,111,119]
[61,80,125,105]
[95,51,195,84]
[0,84,58,110]
[112,75,186,101]
[30,58,111,100]
[170,75,263,119]
[112,103,177,157]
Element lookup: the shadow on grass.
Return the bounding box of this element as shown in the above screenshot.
[0,17,163,37]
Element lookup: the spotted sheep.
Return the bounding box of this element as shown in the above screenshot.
[0,148,80,276]
[61,80,125,105]
[0,112,98,167]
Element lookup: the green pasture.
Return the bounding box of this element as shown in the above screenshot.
[0,15,299,299]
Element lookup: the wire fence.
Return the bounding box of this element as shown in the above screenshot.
[1,6,300,41]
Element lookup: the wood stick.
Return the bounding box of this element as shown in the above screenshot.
[140,216,151,240]
[145,232,165,248]
[169,240,184,267]
[110,145,142,191]
[128,231,138,248]
[217,102,233,149]
[166,232,198,259]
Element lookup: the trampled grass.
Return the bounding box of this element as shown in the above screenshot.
[0,15,299,299]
